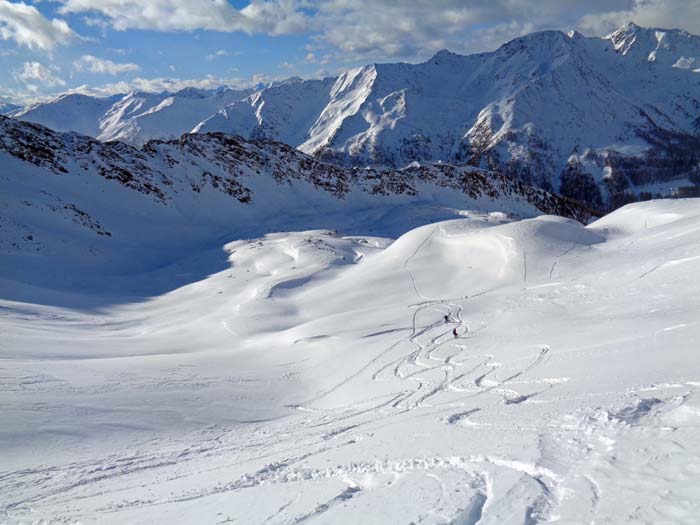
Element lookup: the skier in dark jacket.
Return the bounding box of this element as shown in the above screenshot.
[453,327,458,338]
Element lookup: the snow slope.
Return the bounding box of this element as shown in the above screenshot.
[0,102,21,115]
[0,114,594,304]
[1,111,699,522]
[9,87,253,146]
[1,195,699,523]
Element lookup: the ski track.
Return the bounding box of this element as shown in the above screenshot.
[4,203,700,523]
[1,224,566,524]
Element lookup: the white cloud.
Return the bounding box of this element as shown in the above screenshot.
[305,51,331,65]
[578,0,700,36]
[305,0,700,62]
[16,61,65,90]
[205,49,230,61]
[5,0,700,105]
[74,54,140,75]
[4,73,277,104]
[57,0,307,35]
[0,0,78,51]
[63,74,278,98]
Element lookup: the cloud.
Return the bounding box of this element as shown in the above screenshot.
[304,51,331,64]
[63,74,276,98]
[305,0,700,62]
[57,0,308,35]
[578,0,700,36]
[0,0,78,51]
[205,49,230,61]
[16,61,66,91]
[4,72,279,103]
[74,54,140,75]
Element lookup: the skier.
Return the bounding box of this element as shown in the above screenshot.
[452,327,458,338]
[444,314,450,324]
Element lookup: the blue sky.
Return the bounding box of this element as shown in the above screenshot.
[1,0,698,103]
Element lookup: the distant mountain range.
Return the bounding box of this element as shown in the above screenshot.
[0,102,21,114]
[9,23,700,208]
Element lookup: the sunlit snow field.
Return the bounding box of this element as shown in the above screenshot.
[2,200,700,523]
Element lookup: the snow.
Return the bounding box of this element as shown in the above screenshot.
[10,87,253,146]
[2,198,700,523]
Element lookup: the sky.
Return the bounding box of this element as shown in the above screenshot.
[1,0,699,104]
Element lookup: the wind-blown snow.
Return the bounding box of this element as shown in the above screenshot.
[2,197,699,523]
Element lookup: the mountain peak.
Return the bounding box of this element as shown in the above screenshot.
[606,21,700,62]
[430,49,458,61]
[499,29,579,56]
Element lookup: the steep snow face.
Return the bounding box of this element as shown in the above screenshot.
[10,87,254,146]
[194,77,338,147]
[9,93,122,137]
[1,194,699,522]
[98,87,253,145]
[609,22,700,68]
[300,66,379,155]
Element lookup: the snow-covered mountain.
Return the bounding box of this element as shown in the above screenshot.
[0,114,595,300]
[0,101,21,114]
[12,23,699,209]
[9,86,253,146]
[2,111,700,521]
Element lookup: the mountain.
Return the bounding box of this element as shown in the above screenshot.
[0,101,22,114]
[9,86,253,146]
[197,23,700,207]
[10,23,700,209]
[0,114,594,302]
[2,116,699,521]
[2,21,700,524]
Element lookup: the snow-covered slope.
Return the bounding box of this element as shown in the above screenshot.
[97,87,253,144]
[9,87,253,146]
[1,110,699,522]
[9,93,122,137]
[0,101,21,115]
[2,174,699,522]
[192,77,338,147]
[0,114,594,302]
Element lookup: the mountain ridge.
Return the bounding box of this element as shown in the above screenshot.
[8,23,700,208]
[0,113,596,303]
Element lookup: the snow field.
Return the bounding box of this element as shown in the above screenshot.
[2,200,700,522]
